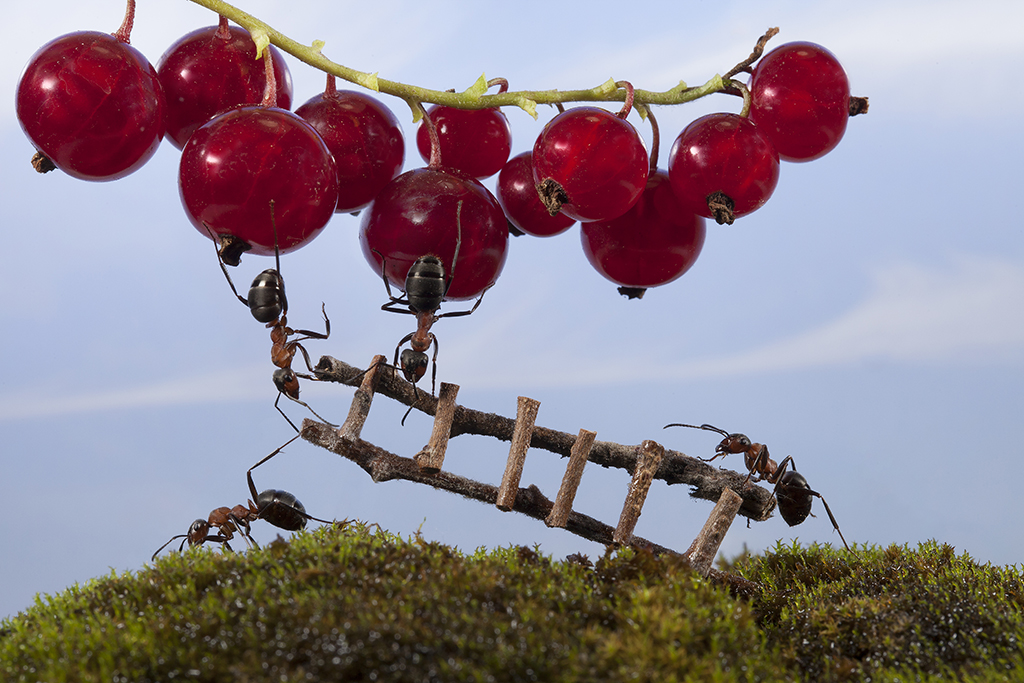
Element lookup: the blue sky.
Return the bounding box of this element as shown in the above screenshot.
[2,0,1023,618]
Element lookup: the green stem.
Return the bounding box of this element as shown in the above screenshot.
[186,0,732,118]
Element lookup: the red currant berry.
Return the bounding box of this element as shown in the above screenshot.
[667,113,779,224]
[415,105,512,179]
[296,77,405,214]
[749,42,850,162]
[359,168,508,300]
[532,106,648,222]
[496,152,575,237]
[179,106,339,257]
[16,31,165,181]
[157,20,293,150]
[581,171,705,291]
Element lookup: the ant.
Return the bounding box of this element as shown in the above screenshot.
[207,201,334,432]
[152,438,334,561]
[663,423,772,485]
[375,201,490,422]
[664,422,852,552]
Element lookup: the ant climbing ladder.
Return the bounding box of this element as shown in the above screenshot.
[302,354,782,589]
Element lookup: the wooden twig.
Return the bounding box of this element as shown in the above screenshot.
[684,488,743,576]
[301,418,675,554]
[413,382,459,473]
[339,354,386,440]
[313,355,776,520]
[496,396,541,511]
[613,440,665,545]
[546,428,596,528]
[300,418,760,596]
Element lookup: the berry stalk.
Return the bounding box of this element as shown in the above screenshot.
[186,0,737,118]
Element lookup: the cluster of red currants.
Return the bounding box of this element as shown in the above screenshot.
[15,2,860,301]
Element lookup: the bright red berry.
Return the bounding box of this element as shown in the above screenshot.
[296,77,405,214]
[496,152,575,237]
[532,106,649,222]
[157,19,293,150]
[581,171,706,293]
[179,106,339,257]
[415,105,512,179]
[359,168,508,300]
[667,113,779,224]
[16,31,165,180]
[749,41,850,162]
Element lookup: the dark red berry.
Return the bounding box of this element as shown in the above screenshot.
[581,171,705,289]
[749,41,850,162]
[179,106,339,256]
[532,106,648,222]
[16,31,166,181]
[667,113,779,224]
[157,20,293,150]
[359,168,508,300]
[415,105,512,179]
[296,77,405,213]
[496,152,575,237]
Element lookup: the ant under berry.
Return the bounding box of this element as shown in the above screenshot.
[375,200,491,423]
[150,468,332,562]
[665,422,852,551]
[207,201,334,432]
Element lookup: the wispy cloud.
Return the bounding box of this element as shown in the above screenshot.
[0,366,267,421]
[451,255,1024,388]
[659,256,1024,380]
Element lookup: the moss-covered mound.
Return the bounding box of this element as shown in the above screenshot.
[2,523,1022,682]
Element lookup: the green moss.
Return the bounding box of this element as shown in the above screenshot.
[2,527,1021,682]
[730,540,1024,681]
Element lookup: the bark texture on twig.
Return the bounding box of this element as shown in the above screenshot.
[685,488,743,576]
[546,428,596,528]
[613,440,664,545]
[314,355,776,520]
[414,382,459,473]
[496,396,541,511]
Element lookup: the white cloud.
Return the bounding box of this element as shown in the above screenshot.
[662,256,1024,379]
[449,255,1024,388]
[0,366,266,421]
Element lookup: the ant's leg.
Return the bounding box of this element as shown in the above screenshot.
[247,433,305,502]
[812,491,852,553]
[285,392,338,427]
[205,223,249,306]
[291,303,331,341]
[436,282,494,320]
[274,392,302,433]
[429,334,439,396]
[372,248,413,310]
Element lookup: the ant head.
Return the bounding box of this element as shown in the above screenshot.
[400,348,429,384]
[717,433,752,454]
[186,518,211,546]
[256,489,308,531]
[273,367,300,399]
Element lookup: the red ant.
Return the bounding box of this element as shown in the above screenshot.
[375,201,491,422]
[152,440,334,561]
[208,202,334,432]
[665,422,852,551]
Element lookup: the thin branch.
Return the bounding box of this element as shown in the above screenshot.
[313,355,777,521]
[185,0,739,117]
